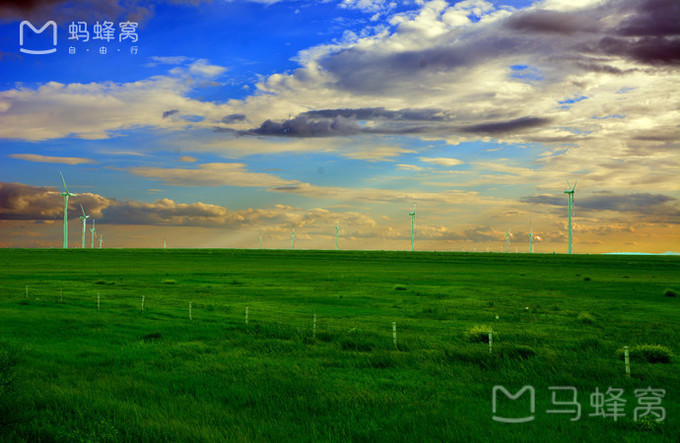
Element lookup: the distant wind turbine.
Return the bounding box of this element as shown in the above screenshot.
[564,179,576,254]
[505,228,512,253]
[59,171,77,249]
[335,221,340,250]
[409,202,416,251]
[259,234,262,250]
[291,228,295,250]
[98,234,103,249]
[528,224,534,253]
[163,239,167,248]
[79,204,90,249]
[90,219,96,249]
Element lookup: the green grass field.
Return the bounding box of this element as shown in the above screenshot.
[1,249,678,442]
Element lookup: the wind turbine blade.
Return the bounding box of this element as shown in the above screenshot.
[60,171,69,193]
[80,204,86,217]
[565,179,571,189]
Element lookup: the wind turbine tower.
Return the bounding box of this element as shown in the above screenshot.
[259,234,262,250]
[564,180,576,254]
[90,219,96,249]
[98,235,103,249]
[335,221,340,250]
[505,228,512,253]
[291,229,295,250]
[528,225,534,253]
[59,172,77,249]
[80,204,90,248]
[409,202,416,252]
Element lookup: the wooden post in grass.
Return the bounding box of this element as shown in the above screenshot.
[489,330,493,353]
[97,292,101,310]
[245,307,249,325]
[392,322,398,350]
[189,302,193,321]
[624,346,631,377]
[313,314,317,339]
[141,295,145,313]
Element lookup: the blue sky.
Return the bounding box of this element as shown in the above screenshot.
[0,0,678,251]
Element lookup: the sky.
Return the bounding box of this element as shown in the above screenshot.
[0,0,678,252]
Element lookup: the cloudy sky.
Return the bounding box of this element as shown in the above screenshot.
[0,0,678,252]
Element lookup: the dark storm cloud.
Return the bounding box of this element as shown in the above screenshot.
[242,106,551,138]
[0,182,259,228]
[504,9,597,35]
[591,36,680,65]
[222,113,247,124]
[0,182,107,220]
[460,117,550,134]
[246,115,361,137]
[313,0,680,101]
[240,107,450,138]
[615,0,680,37]
[0,0,154,24]
[162,109,179,119]
[303,107,448,122]
[521,192,680,222]
[321,35,525,93]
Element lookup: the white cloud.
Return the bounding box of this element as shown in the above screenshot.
[128,162,299,188]
[419,157,464,167]
[8,154,97,165]
[0,60,230,141]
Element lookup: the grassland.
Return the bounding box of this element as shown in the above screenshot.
[0,249,678,442]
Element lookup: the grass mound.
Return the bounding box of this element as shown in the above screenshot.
[500,345,535,360]
[466,325,493,343]
[141,332,163,342]
[663,288,677,297]
[393,285,407,291]
[577,311,596,324]
[618,345,673,364]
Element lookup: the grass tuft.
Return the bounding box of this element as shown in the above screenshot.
[141,332,163,342]
[161,279,177,285]
[663,288,677,297]
[577,311,596,324]
[95,280,115,285]
[393,285,407,291]
[466,325,494,343]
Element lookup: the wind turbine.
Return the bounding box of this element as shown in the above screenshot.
[79,204,90,249]
[335,221,340,250]
[90,219,96,249]
[59,171,77,249]
[291,228,295,250]
[259,234,262,250]
[98,234,103,249]
[505,228,512,253]
[409,202,416,251]
[163,239,167,248]
[528,224,533,253]
[564,179,576,254]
